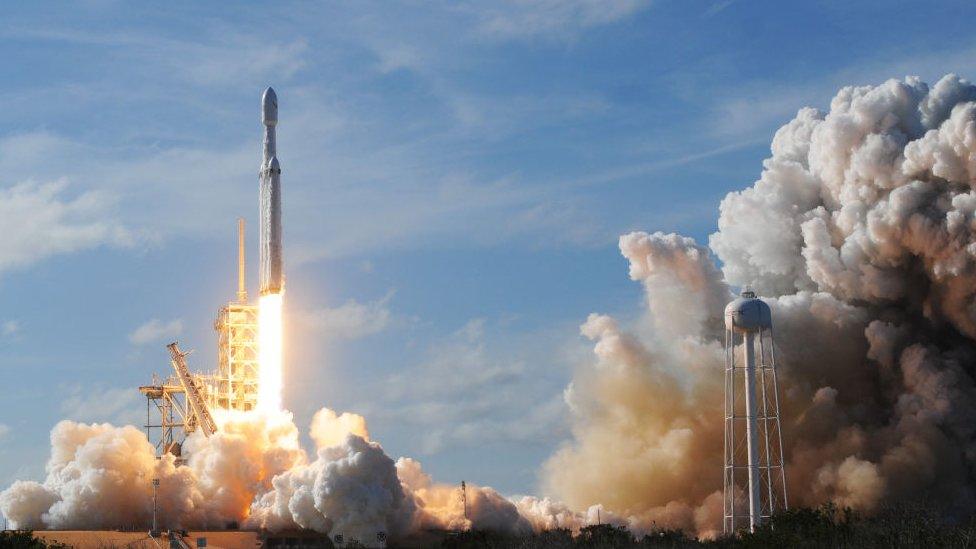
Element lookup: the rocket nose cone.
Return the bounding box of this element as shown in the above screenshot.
[262,87,278,126]
[269,156,280,171]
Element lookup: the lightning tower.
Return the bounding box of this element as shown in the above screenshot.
[723,290,787,533]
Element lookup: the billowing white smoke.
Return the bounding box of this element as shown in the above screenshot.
[396,457,535,535]
[0,411,305,531]
[543,73,976,536]
[7,72,976,542]
[246,433,416,540]
[0,408,553,545]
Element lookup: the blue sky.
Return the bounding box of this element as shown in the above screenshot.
[2,0,976,497]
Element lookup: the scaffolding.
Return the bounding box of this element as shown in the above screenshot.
[209,219,259,412]
[139,373,193,462]
[210,303,259,411]
[140,219,260,458]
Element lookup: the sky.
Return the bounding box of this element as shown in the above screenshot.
[2,0,976,499]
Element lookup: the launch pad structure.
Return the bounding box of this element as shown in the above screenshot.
[141,87,282,461]
[139,375,189,458]
[139,219,260,457]
[211,218,260,413]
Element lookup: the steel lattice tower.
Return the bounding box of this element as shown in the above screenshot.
[211,219,259,412]
[724,290,788,533]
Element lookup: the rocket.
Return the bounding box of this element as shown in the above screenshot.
[259,87,283,295]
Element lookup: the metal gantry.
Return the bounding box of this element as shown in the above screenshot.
[211,302,259,412]
[210,219,260,412]
[723,291,788,534]
[140,221,264,458]
[139,373,193,461]
[168,342,218,437]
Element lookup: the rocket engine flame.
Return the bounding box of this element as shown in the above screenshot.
[13,74,976,544]
[258,293,283,413]
[257,86,285,414]
[0,85,580,546]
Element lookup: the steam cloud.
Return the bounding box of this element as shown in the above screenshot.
[6,73,976,542]
[0,410,547,545]
[543,73,976,536]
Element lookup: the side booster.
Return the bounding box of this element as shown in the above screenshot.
[259,87,283,295]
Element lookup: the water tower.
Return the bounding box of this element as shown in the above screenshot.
[723,290,788,533]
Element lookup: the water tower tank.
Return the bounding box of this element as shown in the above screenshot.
[724,290,772,332]
[723,289,787,534]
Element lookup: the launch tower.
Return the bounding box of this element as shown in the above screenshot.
[723,290,788,533]
[211,219,259,412]
[140,87,284,455]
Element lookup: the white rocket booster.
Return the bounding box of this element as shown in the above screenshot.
[259,87,283,295]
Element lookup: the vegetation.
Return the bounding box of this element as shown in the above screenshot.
[0,531,67,549]
[437,504,976,548]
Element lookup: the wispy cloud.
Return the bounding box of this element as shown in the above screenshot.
[709,43,976,138]
[564,138,765,189]
[467,0,650,41]
[129,318,183,345]
[444,91,611,139]
[296,292,395,341]
[0,103,608,267]
[374,44,424,74]
[0,178,131,274]
[1,321,19,338]
[704,0,734,17]
[379,318,570,454]
[60,385,143,427]
[0,26,309,88]
[0,6,646,264]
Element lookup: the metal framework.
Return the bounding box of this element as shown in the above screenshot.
[139,220,261,457]
[168,342,218,437]
[140,348,223,458]
[139,374,193,461]
[211,303,259,411]
[210,219,259,412]
[723,292,788,534]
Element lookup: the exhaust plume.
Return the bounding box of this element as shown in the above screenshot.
[0,409,548,545]
[7,73,976,543]
[543,73,976,536]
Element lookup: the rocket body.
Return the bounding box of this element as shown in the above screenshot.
[259,87,283,295]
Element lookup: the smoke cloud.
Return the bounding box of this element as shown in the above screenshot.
[543,73,976,536]
[6,73,976,542]
[0,409,551,545]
